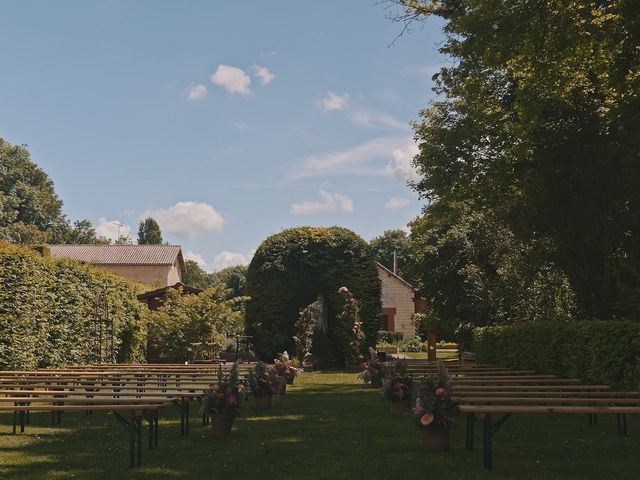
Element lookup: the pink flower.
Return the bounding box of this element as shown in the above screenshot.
[225,394,238,406]
[415,407,426,416]
[435,387,447,397]
[420,413,434,426]
[393,383,403,392]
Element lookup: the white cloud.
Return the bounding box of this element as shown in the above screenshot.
[349,110,407,130]
[384,196,411,210]
[186,83,207,101]
[212,251,250,270]
[290,190,354,215]
[234,122,248,130]
[289,136,413,180]
[211,65,251,95]
[184,250,208,269]
[95,217,132,242]
[143,201,225,240]
[385,142,420,183]
[251,65,275,85]
[315,92,350,111]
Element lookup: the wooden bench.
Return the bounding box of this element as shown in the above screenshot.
[0,404,160,468]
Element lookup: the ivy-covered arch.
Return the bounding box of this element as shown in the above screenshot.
[245,227,382,363]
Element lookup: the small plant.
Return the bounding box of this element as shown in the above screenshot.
[382,359,413,401]
[274,351,299,384]
[249,361,278,397]
[359,347,385,387]
[201,362,244,417]
[414,361,458,430]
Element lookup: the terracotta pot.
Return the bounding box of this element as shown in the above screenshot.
[419,427,449,452]
[211,414,235,438]
[390,399,411,416]
[254,395,273,410]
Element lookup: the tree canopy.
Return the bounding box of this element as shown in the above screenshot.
[369,229,419,287]
[396,0,640,321]
[137,217,163,245]
[0,138,107,245]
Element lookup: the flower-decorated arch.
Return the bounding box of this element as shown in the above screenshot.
[245,227,382,364]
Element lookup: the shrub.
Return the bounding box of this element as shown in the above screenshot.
[0,242,147,370]
[474,320,640,390]
[146,285,246,363]
[246,227,382,363]
[377,331,404,343]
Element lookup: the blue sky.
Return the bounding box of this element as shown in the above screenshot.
[0,1,447,271]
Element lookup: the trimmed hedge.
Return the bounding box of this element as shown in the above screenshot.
[246,227,382,362]
[474,321,640,390]
[0,242,147,369]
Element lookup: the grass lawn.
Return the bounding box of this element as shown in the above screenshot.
[1,371,639,479]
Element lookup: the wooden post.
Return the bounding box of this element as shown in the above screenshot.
[426,329,438,361]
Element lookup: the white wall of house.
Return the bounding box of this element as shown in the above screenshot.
[377,265,415,339]
[102,264,180,288]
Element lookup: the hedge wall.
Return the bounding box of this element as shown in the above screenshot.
[0,242,147,369]
[246,227,382,362]
[474,320,640,390]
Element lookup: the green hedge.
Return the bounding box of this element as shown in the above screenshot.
[0,242,147,369]
[246,227,382,362]
[474,320,640,390]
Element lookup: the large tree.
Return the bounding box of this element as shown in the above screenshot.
[0,139,66,244]
[137,217,163,245]
[395,0,640,319]
[369,229,419,287]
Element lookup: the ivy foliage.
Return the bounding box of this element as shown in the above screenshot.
[0,242,147,369]
[245,227,382,363]
[474,321,640,390]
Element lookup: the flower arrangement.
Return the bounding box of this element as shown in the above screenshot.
[201,362,244,417]
[274,351,299,385]
[337,286,365,367]
[359,347,386,387]
[382,359,413,402]
[414,361,458,430]
[249,361,280,397]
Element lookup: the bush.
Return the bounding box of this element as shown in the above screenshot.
[0,242,147,370]
[377,331,404,343]
[474,320,640,390]
[398,339,428,352]
[246,227,382,363]
[146,286,246,363]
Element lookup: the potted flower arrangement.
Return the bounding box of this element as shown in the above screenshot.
[274,351,299,391]
[382,359,413,416]
[359,347,386,388]
[414,361,458,452]
[249,361,276,409]
[201,362,243,437]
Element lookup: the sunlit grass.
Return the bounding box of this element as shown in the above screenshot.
[0,371,639,479]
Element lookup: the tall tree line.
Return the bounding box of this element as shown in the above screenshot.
[393,0,640,325]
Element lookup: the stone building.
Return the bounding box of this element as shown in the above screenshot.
[48,244,186,287]
[377,262,419,339]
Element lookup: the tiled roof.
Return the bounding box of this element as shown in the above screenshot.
[47,244,186,273]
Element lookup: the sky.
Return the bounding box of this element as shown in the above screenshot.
[0,1,447,272]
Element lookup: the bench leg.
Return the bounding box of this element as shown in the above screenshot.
[483,414,492,470]
[136,413,142,467]
[466,413,475,450]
